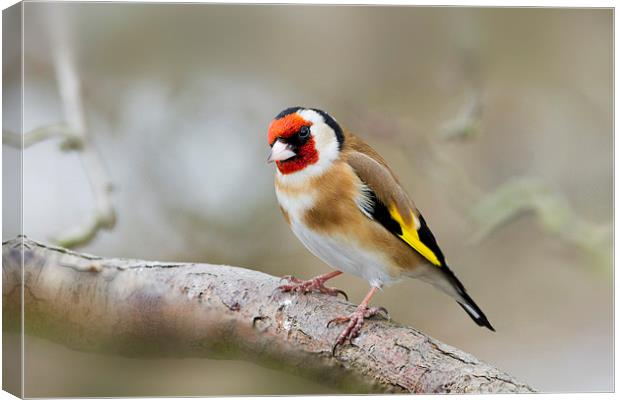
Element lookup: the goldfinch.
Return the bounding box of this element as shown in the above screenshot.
[267,107,494,349]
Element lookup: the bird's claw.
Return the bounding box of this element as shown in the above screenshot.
[331,288,349,301]
[274,275,348,300]
[328,306,388,355]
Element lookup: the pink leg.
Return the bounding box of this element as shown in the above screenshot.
[277,271,348,300]
[327,286,388,353]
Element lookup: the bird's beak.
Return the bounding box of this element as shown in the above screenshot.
[268,140,296,163]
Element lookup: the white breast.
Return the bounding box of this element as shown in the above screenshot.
[275,182,399,288]
[275,186,315,221]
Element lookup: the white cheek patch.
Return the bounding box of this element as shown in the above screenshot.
[312,124,339,163]
[298,109,339,163]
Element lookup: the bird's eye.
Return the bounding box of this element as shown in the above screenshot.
[299,125,311,139]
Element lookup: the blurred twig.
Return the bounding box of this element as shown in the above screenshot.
[432,118,610,270]
[423,45,609,270]
[351,52,610,272]
[469,178,612,270]
[45,9,116,248]
[439,92,483,141]
[3,237,535,394]
[3,122,83,149]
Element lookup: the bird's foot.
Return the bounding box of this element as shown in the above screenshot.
[277,275,348,300]
[327,305,389,354]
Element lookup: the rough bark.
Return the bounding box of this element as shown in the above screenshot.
[2,237,534,394]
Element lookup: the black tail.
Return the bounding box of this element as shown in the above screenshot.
[442,266,495,331]
[456,290,495,331]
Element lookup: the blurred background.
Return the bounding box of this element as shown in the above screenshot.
[3,3,612,396]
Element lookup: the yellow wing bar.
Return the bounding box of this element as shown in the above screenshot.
[389,205,442,267]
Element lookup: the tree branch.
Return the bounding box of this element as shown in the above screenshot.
[2,237,534,394]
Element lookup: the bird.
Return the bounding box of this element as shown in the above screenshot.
[267,106,494,350]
